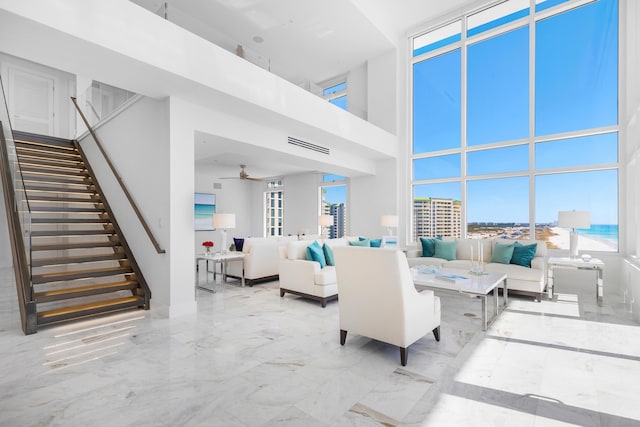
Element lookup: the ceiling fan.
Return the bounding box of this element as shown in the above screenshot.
[221,164,263,181]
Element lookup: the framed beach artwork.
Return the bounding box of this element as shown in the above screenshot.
[195,192,216,231]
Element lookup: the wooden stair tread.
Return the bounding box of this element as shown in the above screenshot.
[24,185,96,194]
[31,217,110,224]
[20,165,87,176]
[15,139,76,152]
[16,155,84,167]
[31,241,119,251]
[22,174,89,184]
[16,148,81,162]
[34,280,138,302]
[37,296,143,324]
[28,195,99,203]
[31,206,104,213]
[31,229,114,237]
[32,266,133,284]
[32,253,125,267]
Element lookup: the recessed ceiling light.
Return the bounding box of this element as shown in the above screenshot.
[253,36,264,43]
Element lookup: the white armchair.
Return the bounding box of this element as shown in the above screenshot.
[333,246,441,366]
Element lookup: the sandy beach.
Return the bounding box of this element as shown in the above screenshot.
[547,226,616,252]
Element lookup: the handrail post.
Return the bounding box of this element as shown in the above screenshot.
[70,96,166,254]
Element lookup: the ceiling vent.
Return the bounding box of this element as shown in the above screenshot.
[287,136,329,155]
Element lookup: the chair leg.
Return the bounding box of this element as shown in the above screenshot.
[400,347,408,366]
[433,326,441,342]
[280,289,285,297]
[340,330,347,345]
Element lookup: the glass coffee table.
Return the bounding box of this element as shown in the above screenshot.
[412,268,508,331]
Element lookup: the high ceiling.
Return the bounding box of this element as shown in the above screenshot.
[129,0,480,177]
[131,0,477,85]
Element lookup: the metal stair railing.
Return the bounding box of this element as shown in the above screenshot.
[0,76,37,334]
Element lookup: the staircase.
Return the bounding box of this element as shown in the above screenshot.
[13,131,150,329]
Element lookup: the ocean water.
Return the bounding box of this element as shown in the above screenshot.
[577,224,618,249]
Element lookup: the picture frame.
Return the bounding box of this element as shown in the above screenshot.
[195,192,216,231]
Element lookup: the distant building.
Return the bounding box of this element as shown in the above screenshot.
[322,202,346,238]
[413,197,461,240]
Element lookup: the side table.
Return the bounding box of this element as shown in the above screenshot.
[547,257,604,306]
[195,252,245,293]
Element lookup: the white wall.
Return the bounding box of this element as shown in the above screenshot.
[367,49,397,134]
[350,158,398,238]
[78,96,180,316]
[193,169,256,251]
[347,63,368,120]
[283,172,322,236]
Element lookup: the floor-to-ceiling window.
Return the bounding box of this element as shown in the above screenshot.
[411,0,619,252]
[265,179,284,237]
[320,174,347,238]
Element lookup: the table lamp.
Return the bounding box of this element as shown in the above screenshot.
[558,210,590,258]
[213,213,236,254]
[381,215,399,236]
[319,215,334,239]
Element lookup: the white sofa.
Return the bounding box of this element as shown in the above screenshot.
[278,237,355,307]
[226,236,297,286]
[406,238,548,300]
[333,246,441,366]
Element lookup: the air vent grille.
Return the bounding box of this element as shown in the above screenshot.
[287,137,329,155]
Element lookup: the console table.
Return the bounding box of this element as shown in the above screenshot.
[195,252,245,293]
[547,257,604,306]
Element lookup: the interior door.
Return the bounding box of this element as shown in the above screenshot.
[7,66,55,135]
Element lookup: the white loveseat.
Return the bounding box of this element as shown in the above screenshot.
[226,236,297,286]
[278,237,356,307]
[406,238,548,300]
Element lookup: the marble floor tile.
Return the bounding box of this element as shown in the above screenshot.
[0,268,639,426]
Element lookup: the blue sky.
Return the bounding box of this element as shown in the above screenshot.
[412,0,618,225]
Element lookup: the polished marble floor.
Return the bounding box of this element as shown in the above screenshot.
[1,267,639,426]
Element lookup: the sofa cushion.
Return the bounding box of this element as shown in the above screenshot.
[306,241,326,268]
[324,238,348,248]
[287,240,309,260]
[349,239,370,247]
[323,243,335,266]
[419,237,437,257]
[315,266,337,286]
[511,241,538,268]
[491,242,516,264]
[434,240,456,261]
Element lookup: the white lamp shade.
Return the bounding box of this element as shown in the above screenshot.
[381,215,399,228]
[213,213,236,229]
[558,211,590,229]
[319,215,334,226]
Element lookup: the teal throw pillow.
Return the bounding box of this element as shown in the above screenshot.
[491,242,515,264]
[434,240,456,261]
[370,238,382,248]
[349,239,370,247]
[510,241,538,268]
[419,237,437,257]
[323,243,335,266]
[306,241,326,268]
